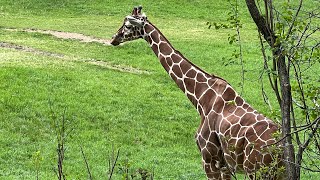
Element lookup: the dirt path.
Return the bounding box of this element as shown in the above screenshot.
[0,41,150,74]
[5,28,111,45]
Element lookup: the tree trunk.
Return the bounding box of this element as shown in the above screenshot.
[276,52,297,179]
[245,0,297,179]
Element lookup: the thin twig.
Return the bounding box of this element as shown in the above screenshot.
[108,149,120,180]
[263,116,320,148]
[258,31,282,105]
[282,159,320,173]
[80,145,93,180]
[286,0,304,40]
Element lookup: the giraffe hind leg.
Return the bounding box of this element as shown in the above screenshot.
[198,140,225,179]
[203,162,232,180]
[199,142,232,179]
[221,171,232,180]
[202,160,223,179]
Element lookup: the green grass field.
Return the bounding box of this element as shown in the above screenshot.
[0,0,318,179]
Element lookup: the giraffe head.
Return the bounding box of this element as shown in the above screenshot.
[111,6,147,46]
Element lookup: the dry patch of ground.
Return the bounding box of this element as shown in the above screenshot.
[5,28,111,45]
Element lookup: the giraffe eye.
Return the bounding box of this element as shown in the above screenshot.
[124,25,132,29]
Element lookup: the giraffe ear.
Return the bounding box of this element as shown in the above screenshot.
[126,16,145,27]
[137,5,142,14]
[131,7,137,16]
[132,5,143,16]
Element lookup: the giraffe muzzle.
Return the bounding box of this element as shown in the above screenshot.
[110,40,120,46]
[111,34,121,46]
[110,39,120,46]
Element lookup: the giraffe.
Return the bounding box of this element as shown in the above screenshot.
[110,6,283,179]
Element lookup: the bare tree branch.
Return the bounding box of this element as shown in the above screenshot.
[245,0,276,46]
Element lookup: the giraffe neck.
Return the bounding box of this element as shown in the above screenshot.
[142,22,227,114]
[143,22,207,76]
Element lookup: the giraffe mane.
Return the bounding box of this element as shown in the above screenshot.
[146,20,231,85]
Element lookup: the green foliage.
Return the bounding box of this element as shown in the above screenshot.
[273,0,320,122]
[254,161,285,180]
[271,131,282,141]
[253,142,284,180]
[254,0,320,178]
[207,0,244,72]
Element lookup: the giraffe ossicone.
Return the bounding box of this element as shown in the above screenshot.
[111,6,283,180]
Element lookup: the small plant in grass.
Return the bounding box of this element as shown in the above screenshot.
[115,157,154,180]
[48,104,74,180]
[31,150,43,180]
